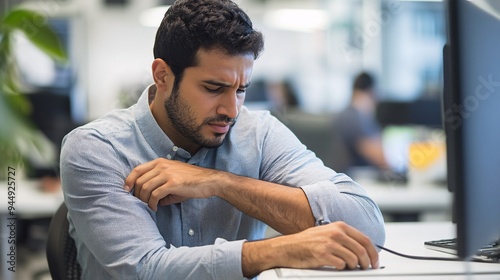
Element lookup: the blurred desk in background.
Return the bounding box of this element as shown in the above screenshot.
[0,179,63,217]
[361,181,452,222]
[0,179,63,280]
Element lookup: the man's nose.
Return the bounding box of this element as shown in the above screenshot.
[217,92,240,119]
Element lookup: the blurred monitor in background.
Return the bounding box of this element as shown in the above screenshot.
[24,92,79,179]
[376,99,442,128]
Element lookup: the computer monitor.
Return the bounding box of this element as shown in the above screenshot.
[444,0,500,260]
[376,99,443,128]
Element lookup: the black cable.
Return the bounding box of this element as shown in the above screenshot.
[376,244,464,262]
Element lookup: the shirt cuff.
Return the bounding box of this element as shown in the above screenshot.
[213,238,246,280]
[301,180,340,226]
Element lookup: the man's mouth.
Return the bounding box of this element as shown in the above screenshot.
[208,122,232,134]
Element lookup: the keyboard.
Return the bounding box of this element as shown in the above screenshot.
[424,238,500,263]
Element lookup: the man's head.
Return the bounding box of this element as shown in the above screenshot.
[153,0,264,88]
[352,72,375,94]
[351,72,377,113]
[150,0,264,154]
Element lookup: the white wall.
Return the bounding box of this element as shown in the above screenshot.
[83,1,157,120]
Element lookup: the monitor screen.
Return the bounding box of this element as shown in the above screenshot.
[444,0,500,259]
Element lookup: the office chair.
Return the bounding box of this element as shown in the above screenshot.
[46,202,82,280]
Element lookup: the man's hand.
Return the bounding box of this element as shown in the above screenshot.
[124,158,219,211]
[242,221,379,277]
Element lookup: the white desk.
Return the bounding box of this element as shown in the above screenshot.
[0,180,64,280]
[360,181,452,221]
[0,179,63,217]
[259,222,500,279]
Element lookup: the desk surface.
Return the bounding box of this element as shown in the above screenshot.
[361,181,452,214]
[0,179,63,218]
[259,222,500,279]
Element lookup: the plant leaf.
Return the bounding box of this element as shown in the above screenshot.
[2,8,67,63]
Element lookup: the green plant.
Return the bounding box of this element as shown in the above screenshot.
[0,7,67,176]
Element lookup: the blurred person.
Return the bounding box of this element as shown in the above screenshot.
[333,72,391,175]
[267,79,300,114]
[60,1,385,279]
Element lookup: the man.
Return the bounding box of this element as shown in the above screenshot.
[60,1,385,279]
[334,72,390,174]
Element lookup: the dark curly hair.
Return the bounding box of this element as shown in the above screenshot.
[153,0,264,88]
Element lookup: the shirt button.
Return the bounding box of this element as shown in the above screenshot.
[188,229,195,236]
[166,154,172,159]
[172,146,179,152]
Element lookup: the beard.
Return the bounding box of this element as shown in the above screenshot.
[164,86,236,149]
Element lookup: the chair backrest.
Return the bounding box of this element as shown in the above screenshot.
[278,111,336,168]
[279,110,351,172]
[329,116,353,174]
[46,202,82,280]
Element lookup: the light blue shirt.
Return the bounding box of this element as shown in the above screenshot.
[60,85,385,280]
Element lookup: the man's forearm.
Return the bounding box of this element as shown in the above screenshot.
[241,237,282,277]
[241,233,310,277]
[215,171,315,234]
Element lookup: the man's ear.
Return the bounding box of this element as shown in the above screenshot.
[152,58,174,86]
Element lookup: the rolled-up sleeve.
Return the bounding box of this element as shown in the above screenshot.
[301,176,386,246]
[61,129,246,280]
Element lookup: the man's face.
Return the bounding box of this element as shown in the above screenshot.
[163,49,254,152]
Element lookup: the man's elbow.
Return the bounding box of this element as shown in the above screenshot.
[370,216,386,249]
[363,208,386,248]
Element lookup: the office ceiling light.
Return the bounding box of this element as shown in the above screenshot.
[263,9,329,32]
[139,5,170,27]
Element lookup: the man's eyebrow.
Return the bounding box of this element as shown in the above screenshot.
[204,80,251,89]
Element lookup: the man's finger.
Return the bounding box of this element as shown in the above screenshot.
[124,160,162,191]
[138,174,167,205]
[159,195,186,206]
[329,242,359,270]
[344,225,379,269]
